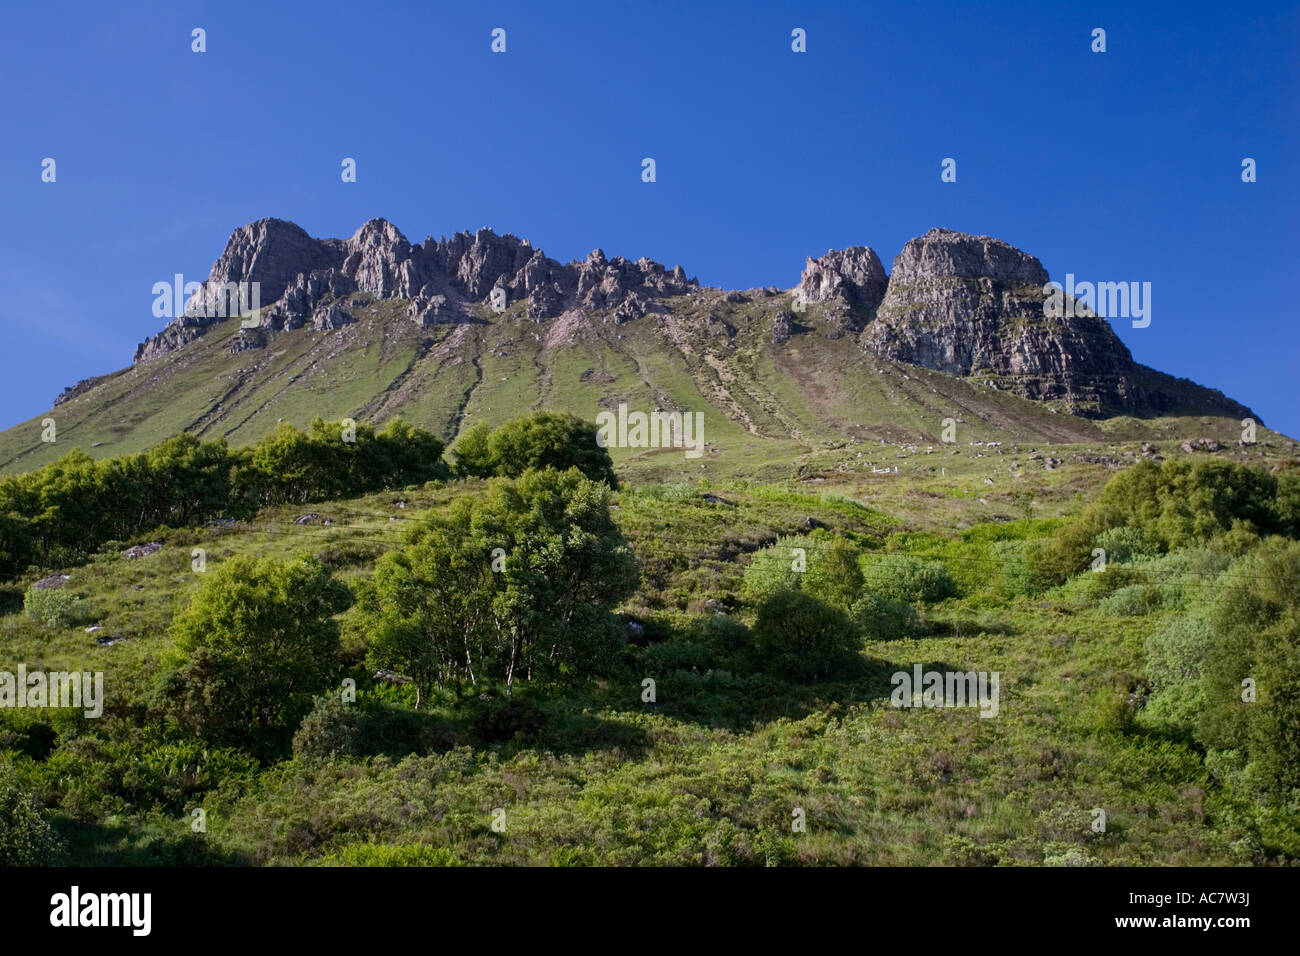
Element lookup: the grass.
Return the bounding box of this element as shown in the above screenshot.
[2,284,1295,865]
[6,286,1289,478]
[2,443,1293,866]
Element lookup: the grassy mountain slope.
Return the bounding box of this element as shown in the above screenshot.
[2,288,1286,479]
[4,447,1295,865]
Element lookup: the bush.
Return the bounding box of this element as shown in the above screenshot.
[1086,686,1140,735]
[1094,525,1158,565]
[849,592,922,640]
[742,534,862,610]
[293,694,367,762]
[750,590,860,683]
[1196,538,1300,797]
[1043,847,1103,867]
[1143,614,1216,735]
[22,584,81,628]
[1059,564,1148,607]
[1097,583,1163,616]
[0,766,65,865]
[1142,538,1300,799]
[859,555,957,605]
[452,412,617,487]
[159,555,351,747]
[316,541,385,570]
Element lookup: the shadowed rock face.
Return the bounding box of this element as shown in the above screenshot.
[797,247,887,337]
[133,218,699,362]
[862,228,1150,415]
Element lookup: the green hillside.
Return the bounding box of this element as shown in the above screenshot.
[3,439,1298,865]
[3,259,1297,868]
[2,290,1287,479]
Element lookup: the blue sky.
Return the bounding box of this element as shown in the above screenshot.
[1,0,1296,435]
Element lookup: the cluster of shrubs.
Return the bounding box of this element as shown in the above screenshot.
[737,532,955,682]
[1026,458,1299,588]
[0,411,628,583]
[0,418,448,578]
[1006,459,1300,846]
[0,411,642,861]
[451,412,618,487]
[147,461,631,751]
[1140,539,1300,844]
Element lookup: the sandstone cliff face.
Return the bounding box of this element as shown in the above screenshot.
[133,218,699,362]
[861,228,1148,415]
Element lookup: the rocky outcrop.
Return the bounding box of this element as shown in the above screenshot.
[312,302,355,331]
[342,219,419,298]
[122,217,1256,426]
[134,219,700,361]
[263,268,357,330]
[862,228,1146,415]
[573,249,691,316]
[407,292,457,328]
[136,218,341,361]
[55,372,120,406]
[797,246,887,336]
[190,218,338,313]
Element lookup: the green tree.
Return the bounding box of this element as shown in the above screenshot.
[159,555,351,745]
[751,589,861,683]
[359,468,638,702]
[452,413,617,486]
[143,433,233,527]
[449,422,493,478]
[0,511,34,579]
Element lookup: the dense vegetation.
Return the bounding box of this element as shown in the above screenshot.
[1,414,1298,866]
[451,412,618,487]
[0,417,447,578]
[358,467,636,702]
[1026,458,1300,588]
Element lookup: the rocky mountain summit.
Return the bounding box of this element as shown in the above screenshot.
[863,228,1149,412]
[134,218,698,362]
[795,246,888,337]
[127,219,1253,423]
[794,228,1247,418]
